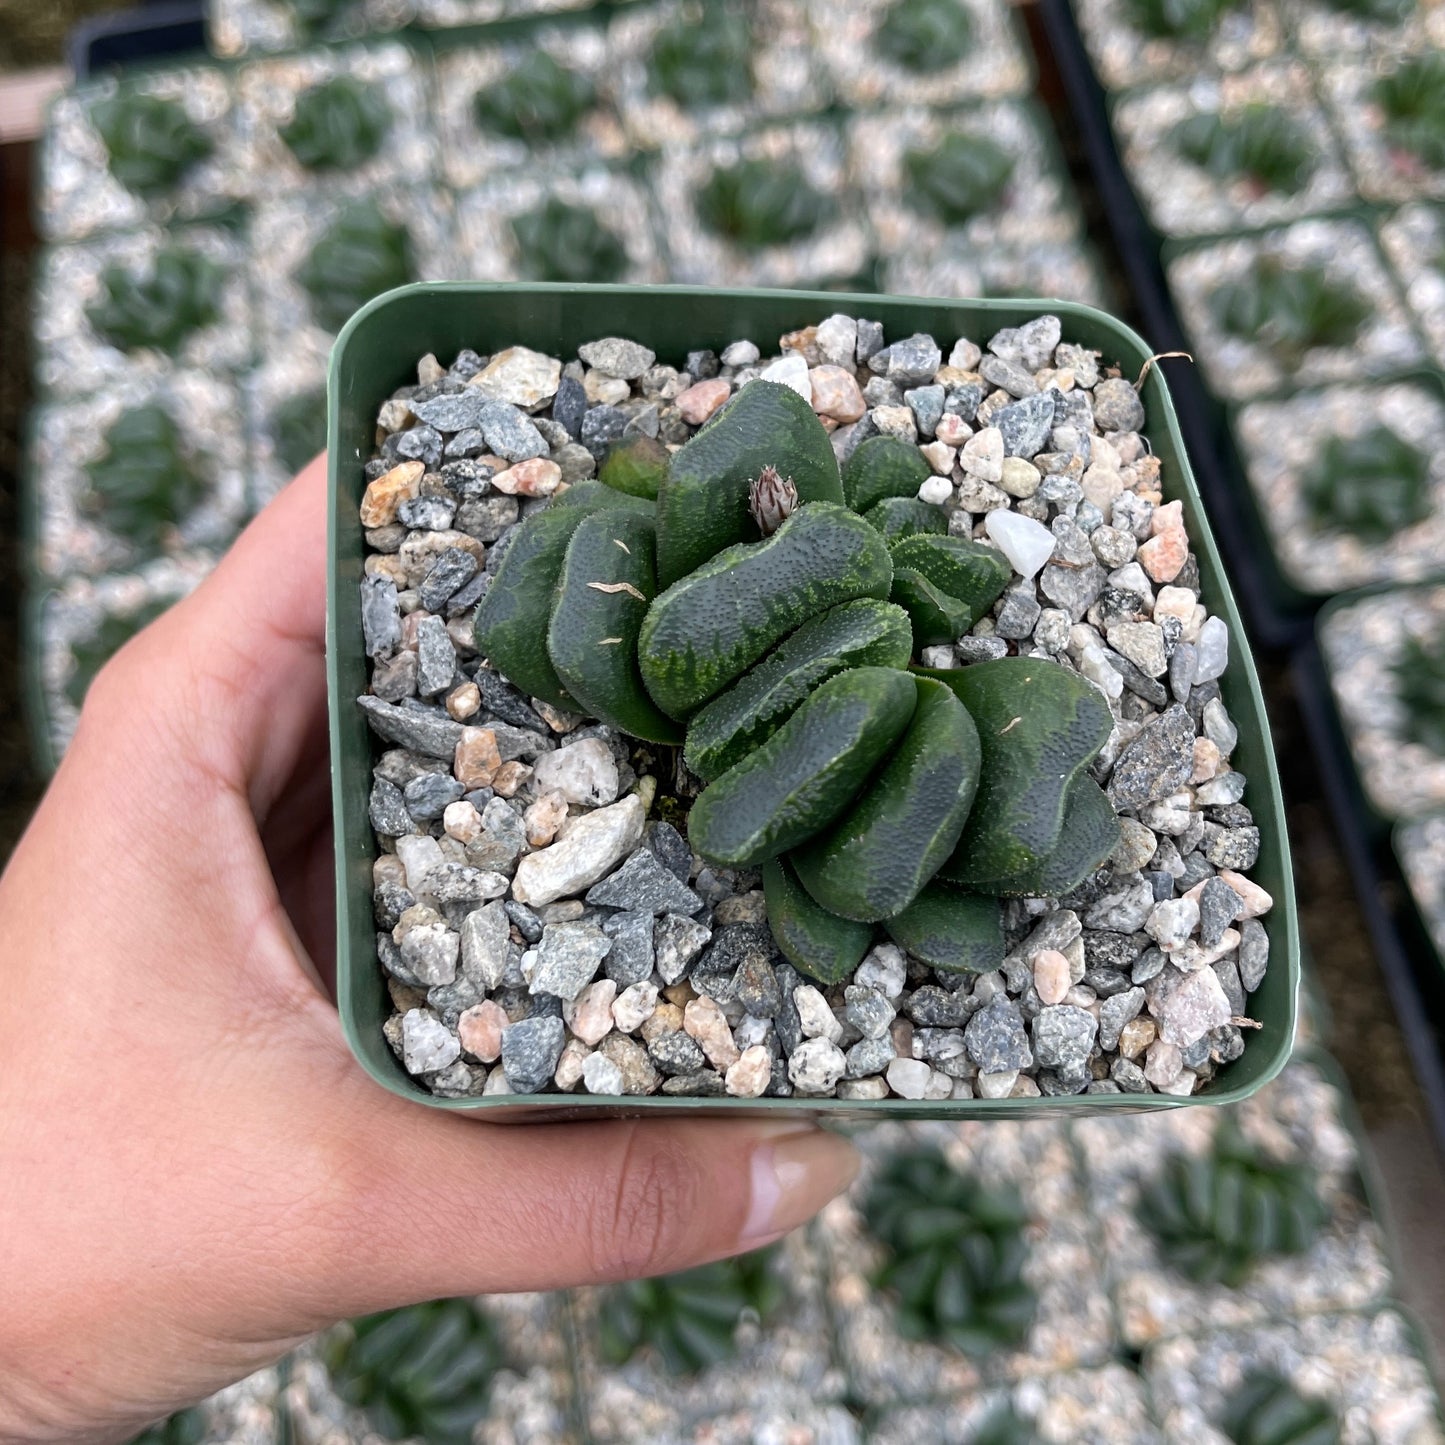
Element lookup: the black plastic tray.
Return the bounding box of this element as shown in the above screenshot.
[1033,0,1318,653]
[68,1,208,81]
[1292,639,1445,1150]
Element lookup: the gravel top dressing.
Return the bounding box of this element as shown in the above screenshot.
[353,311,1277,1103]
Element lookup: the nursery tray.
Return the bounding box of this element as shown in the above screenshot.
[1291,637,1445,1150]
[1033,0,1319,652]
[68,0,208,80]
[327,282,1301,1121]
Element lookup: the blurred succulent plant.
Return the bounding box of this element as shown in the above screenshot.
[904,132,1014,225]
[510,197,629,283]
[84,404,204,551]
[1302,425,1432,543]
[1127,0,1241,39]
[289,0,353,33]
[125,1406,207,1445]
[1136,1124,1327,1287]
[696,158,834,248]
[86,246,222,356]
[272,387,329,475]
[1171,104,1318,195]
[323,1299,502,1445]
[1393,627,1445,757]
[649,3,754,107]
[1219,1370,1341,1445]
[1210,257,1368,362]
[1323,0,1412,18]
[877,0,974,72]
[297,199,413,333]
[67,596,174,710]
[862,1149,1036,1356]
[1374,53,1445,172]
[280,75,392,171]
[91,92,212,199]
[473,50,594,144]
[971,1403,1040,1445]
[598,1248,784,1375]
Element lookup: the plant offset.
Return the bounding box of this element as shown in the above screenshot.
[356,313,1276,1101]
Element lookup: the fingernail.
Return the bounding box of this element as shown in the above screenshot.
[739,1124,859,1251]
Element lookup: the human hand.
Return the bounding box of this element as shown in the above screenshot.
[0,457,858,1445]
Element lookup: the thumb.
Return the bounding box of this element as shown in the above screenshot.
[286,1062,858,1321]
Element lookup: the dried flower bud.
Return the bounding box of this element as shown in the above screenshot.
[748,464,798,537]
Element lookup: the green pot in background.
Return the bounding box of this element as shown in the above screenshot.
[327,282,1300,1120]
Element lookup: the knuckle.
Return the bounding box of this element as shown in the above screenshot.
[587,1125,699,1282]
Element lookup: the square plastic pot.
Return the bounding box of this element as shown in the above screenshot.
[327,282,1301,1120]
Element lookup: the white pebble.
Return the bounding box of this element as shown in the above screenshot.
[794,984,843,1042]
[532,738,619,807]
[788,1037,846,1093]
[581,1051,624,1096]
[1193,615,1230,683]
[735,1013,773,1049]
[856,943,908,999]
[918,475,953,505]
[985,508,1055,580]
[722,339,760,367]
[612,981,658,1033]
[886,1057,933,1099]
[760,351,812,398]
[1146,898,1200,953]
[960,427,1004,482]
[1079,643,1125,699]
[401,1009,460,1075]
[976,1070,1019,1099]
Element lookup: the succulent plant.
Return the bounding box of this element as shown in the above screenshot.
[1136,1124,1327,1286]
[648,3,754,107]
[598,1248,784,1374]
[1393,627,1445,757]
[84,404,204,551]
[67,596,174,710]
[272,387,329,475]
[86,246,223,356]
[323,1299,502,1445]
[126,1406,207,1445]
[1373,53,1445,172]
[695,158,835,249]
[474,382,1118,991]
[280,75,392,171]
[91,92,212,199]
[1219,1371,1340,1445]
[1218,1371,1341,1445]
[1302,425,1432,543]
[876,0,974,72]
[1126,0,1242,39]
[297,199,413,334]
[473,50,594,144]
[510,198,629,284]
[904,132,1015,225]
[1210,258,1368,362]
[862,1149,1036,1355]
[1171,104,1317,195]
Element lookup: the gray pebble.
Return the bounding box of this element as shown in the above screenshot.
[904,383,946,436]
[1205,826,1261,871]
[990,315,1061,371]
[1085,880,1154,933]
[1238,917,1269,992]
[580,405,628,458]
[995,584,1042,640]
[586,848,702,915]
[357,696,464,760]
[415,616,457,698]
[662,1070,727,1097]
[855,319,885,364]
[964,996,1034,1072]
[655,912,711,984]
[418,548,478,613]
[907,985,971,1027]
[686,348,719,379]
[369,777,412,837]
[647,820,693,883]
[480,402,549,463]
[552,375,587,438]
[648,1029,708,1076]
[413,390,487,433]
[404,771,463,822]
[1169,642,1196,704]
[1092,377,1146,432]
[886,332,942,385]
[1032,1005,1098,1075]
[1040,560,1107,621]
[845,1034,894,1079]
[844,984,895,1039]
[579,337,655,379]
[1108,704,1196,811]
[1199,877,1243,947]
[996,392,1057,458]
[1111,1057,1151,1092]
[530,921,611,1000]
[1132,946,1168,984]
[980,355,1039,398]
[1203,697,1238,754]
[361,575,402,659]
[602,909,655,985]
[957,636,1010,663]
[501,1015,565,1093]
[1098,987,1146,1051]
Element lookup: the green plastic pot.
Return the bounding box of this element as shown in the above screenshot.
[327,282,1300,1120]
